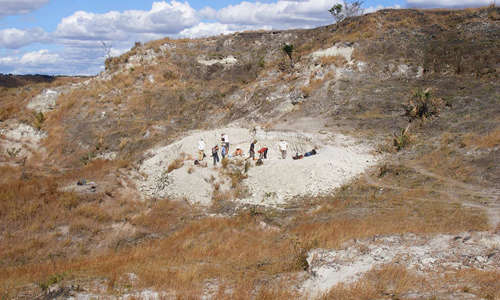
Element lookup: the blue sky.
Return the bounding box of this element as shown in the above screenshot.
[0,0,491,75]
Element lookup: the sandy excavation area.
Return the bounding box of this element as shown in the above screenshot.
[136,126,379,207]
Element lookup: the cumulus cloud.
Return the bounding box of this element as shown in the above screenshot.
[19,49,59,65]
[406,0,490,7]
[0,48,106,75]
[55,1,198,42]
[215,0,335,28]
[198,6,217,19]
[365,4,402,13]
[0,28,50,49]
[179,22,271,38]
[0,49,60,73]
[0,0,50,18]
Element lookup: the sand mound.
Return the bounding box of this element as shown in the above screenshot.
[136,126,379,206]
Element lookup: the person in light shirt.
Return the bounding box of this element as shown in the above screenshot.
[221,133,229,152]
[278,139,287,159]
[198,138,205,161]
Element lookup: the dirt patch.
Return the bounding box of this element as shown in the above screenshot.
[303,232,500,298]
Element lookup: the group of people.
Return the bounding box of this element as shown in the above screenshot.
[197,133,230,166]
[196,134,314,167]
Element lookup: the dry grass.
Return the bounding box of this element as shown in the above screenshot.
[0,156,490,298]
[463,127,500,149]
[167,157,185,173]
[320,55,347,67]
[1,7,498,298]
[322,266,500,300]
[419,146,474,183]
[356,108,387,119]
[301,78,325,98]
[321,265,426,299]
[0,214,306,297]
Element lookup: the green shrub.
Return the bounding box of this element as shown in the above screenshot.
[393,125,413,151]
[33,111,45,130]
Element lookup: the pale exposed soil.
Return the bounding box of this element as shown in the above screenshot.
[135,125,379,207]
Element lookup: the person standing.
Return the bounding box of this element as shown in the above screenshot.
[198,138,206,161]
[221,143,227,159]
[212,144,219,166]
[222,133,229,152]
[249,140,257,160]
[278,139,287,159]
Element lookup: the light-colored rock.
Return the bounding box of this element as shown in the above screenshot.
[197,55,238,66]
[27,88,59,113]
[302,232,500,298]
[311,44,354,63]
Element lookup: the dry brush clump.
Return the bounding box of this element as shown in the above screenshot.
[403,88,445,122]
[392,125,413,151]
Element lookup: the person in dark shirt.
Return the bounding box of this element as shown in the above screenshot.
[212,145,219,166]
[249,140,257,160]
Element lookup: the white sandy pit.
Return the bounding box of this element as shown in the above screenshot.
[136,126,379,207]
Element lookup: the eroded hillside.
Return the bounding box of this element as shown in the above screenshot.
[1,7,499,299]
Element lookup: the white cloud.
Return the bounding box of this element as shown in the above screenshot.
[365,4,401,13]
[199,6,217,19]
[19,49,59,65]
[55,1,198,42]
[179,22,271,38]
[406,0,490,7]
[0,48,104,75]
[215,0,336,28]
[0,0,50,18]
[0,28,50,49]
[0,49,60,68]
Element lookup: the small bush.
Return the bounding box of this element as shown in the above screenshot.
[393,125,413,151]
[6,147,21,158]
[404,88,445,121]
[38,273,65,292]
[33,111,45,130]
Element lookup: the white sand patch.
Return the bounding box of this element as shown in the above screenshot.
[302,232,500,298]
[311,44,354,63]
[136,126,379,207]
[242,135,376,206]
[94,151,117,161]
[0,121,46,159]
[198,55,238,66]
[27,88,60,113]
[71,289,171,300]
[0,122,46,143]
[137,127,250,204]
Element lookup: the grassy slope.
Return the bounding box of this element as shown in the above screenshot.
[0,7,499,299]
